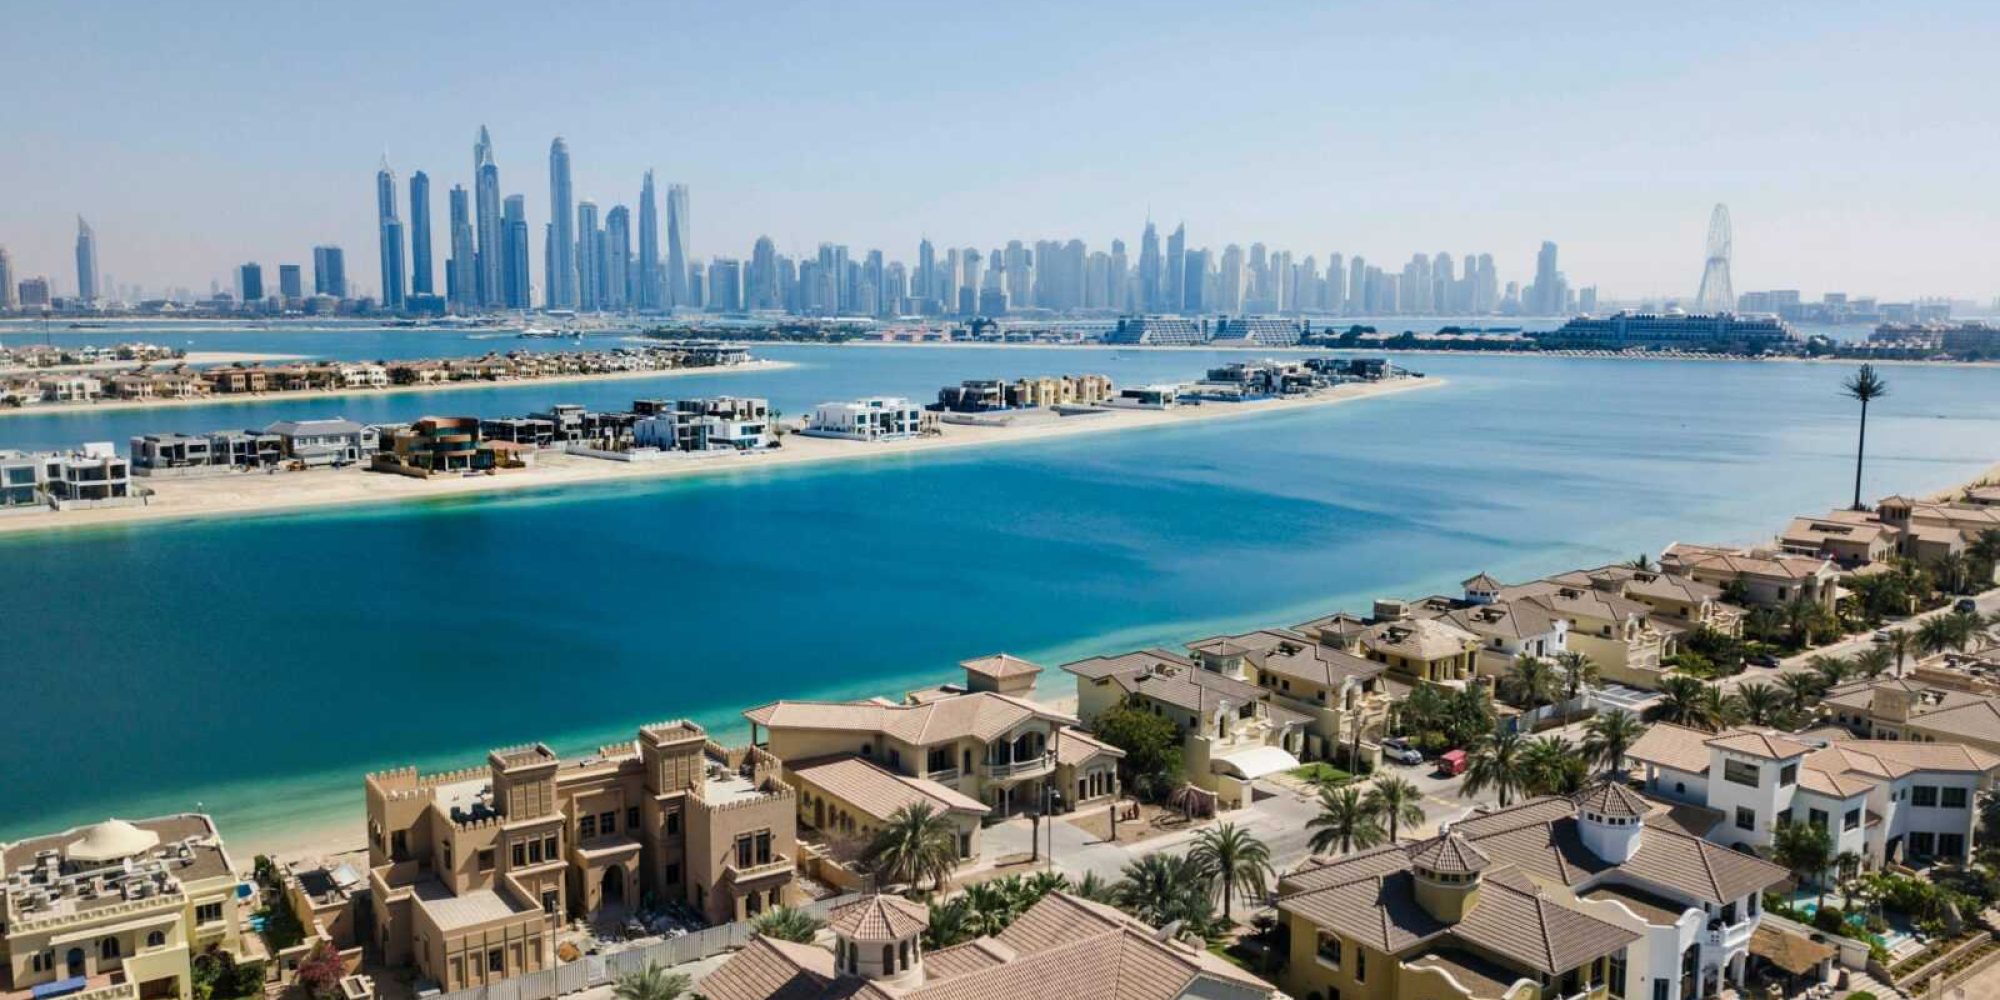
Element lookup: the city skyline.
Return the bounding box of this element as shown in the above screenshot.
[0,2,1996,301]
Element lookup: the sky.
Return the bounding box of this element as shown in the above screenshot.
[2,0,1996,302]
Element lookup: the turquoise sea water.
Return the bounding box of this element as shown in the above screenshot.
[1,336,1995,853]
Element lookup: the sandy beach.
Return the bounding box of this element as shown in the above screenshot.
[0,376,1442,540]
[0,359,790,420]
[0,350,301,375]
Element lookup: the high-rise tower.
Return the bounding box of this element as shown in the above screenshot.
[74,216,99,303]
[375,158,406,309]
[665,184,690,308]
[1137,219,1161,312]
[637,171,661,311]
[547,138,577,309]
[1694,204,1735,313]
[0,246,16,310]
[502,196,530,308]
[408,170,434,297]
[473,126,504,309]
[447,185,476,312]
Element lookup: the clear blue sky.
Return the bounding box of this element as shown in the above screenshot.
[3,0,1994,301]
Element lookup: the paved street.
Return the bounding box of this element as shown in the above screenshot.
[1719,586,2000,693]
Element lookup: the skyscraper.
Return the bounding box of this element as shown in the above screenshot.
[749,235,779,311]
[1137,220,1161,312]
[237,263,264,303]
[637,171,661,311]
[547,138,577,309]
[1325,252,1345,314]
[375,159,406,310]
[1531,241,1560,315]
[575,200,601,312]
[74,216,99,303]
[408,170,434,297]
[447,185,476,312]
[278,264,302,301]
[313,245,347,298]
[502,196,530,308]
[1164,224,1186,312]
[665,183,690,308]
[0,246,15,310]
[604,205,631,312]
[473,126,503,309]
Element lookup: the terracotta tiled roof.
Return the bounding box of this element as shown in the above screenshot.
[1055,727,1124,767]
[1573,781,1650,820]
[1411,834,1491,875]
[959,653,1043,681]
[1463,573,1505,592]
[789,755,990,821]
[1626,722,1714,774]
[1363,617,1479,661]
[829,894,930,942]
[696,935,840,1000]
[744,691,1073,746]
[1706,730,1815,761]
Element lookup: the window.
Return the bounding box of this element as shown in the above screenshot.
[1911,832,1936,857]
[600,811,616,834]
[443,844,452,870]
[665,863,680,885]
[1609,951,1627,998]
[101,938,120,960]
[196,902,224,924]
[391,830,408,860]
[1913,786,1939,807]
[666,813,680,836]
[927,748,953,773]
[1779,763,1798,786]
[627,806,641,830]
[1844,808,1862,831]
[1355,949,1366,983]
[146,931,165,948]
[488,949,504,973]
[736,834,755,868]
[1735,806,1756,832]
[477,849,495,873]
[1317,934,1342,968]
[1653,981,1669,1000]
[542,890,558,915]
[1943,787,1968,809]
[755,830,773,865]
[513,842,527,867]
[542,834,558,858]
[1723,759,1760,787]
[1808,808,1829,830]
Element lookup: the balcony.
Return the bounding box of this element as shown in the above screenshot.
[982,754,1055,781]
[923,768,962,784]
[724,853,793,883]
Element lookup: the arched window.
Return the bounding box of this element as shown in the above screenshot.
[100,937,121,960]
[899,940,911,970]
[882,945,894,971]
[146,931,166,948]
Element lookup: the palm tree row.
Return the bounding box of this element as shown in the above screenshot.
[1306,776,1427,855]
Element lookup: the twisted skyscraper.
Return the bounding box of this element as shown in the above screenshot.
[473,127,504,308]
[665,183,689,308]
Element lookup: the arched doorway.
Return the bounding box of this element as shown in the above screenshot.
[67,948,85,977]
[601,864,626,910]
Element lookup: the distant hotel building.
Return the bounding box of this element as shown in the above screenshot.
[363,722,797,991]
[1106,316,1205,346]
[1538,311,1797,350]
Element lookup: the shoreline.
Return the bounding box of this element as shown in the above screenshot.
[0,376,1442,540]
[0,350,303,375]
[0,359,790,420]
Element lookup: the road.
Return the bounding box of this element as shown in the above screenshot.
[1718,586,2000,693]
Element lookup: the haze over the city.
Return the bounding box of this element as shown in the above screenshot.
[2,0,1995,301]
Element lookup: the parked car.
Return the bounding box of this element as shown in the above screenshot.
[1956,598,1980,614]
[1748,653,1781,668]
[1379,737,1424,765]
[1873,629,1898,643]
[1435,748,1469,777]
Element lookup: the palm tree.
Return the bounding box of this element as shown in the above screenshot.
[1306,785,1386,855]
[1521,736,1587,796]
[1778,672,1823,715]
[1970,528,2000,580]
[1917,614,1965,658]
[1701,686,1746,730]
[1852,646,1894,680]
[923,897,979,949]
[1649,676,1715,729]
[1554,650,1600,715]
[612,963,690,1000]
[749,906,825,943]
[1736,683,1787,726]
[1581,710,1645,776]
[863,802,961,893]
[1114,854,1218,940]
[1841,364,1888,510]
[1362,775,1427,843]
[1888,629,1912,676]
[1772,820,1836,908]
[1502,654,1558,711]
[1628,553,1655,571]
[1071,871,1118,904]
[1461,724,1532,808]
[1188,822,1275,923]
[1808,655,1853,692]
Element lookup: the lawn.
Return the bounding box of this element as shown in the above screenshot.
[1289,763,1353,786]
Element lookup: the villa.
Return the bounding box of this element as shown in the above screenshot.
[1660,544,1840,612]
[744,658,1103,874]
[699,890,1274,1000]
[1821,676,2000,756]
[1626,723,1998,869]
[1,815,246,1000]
[1185,628,1395,762]
[1065,648,1310,808]
[802,397,929,441]
[1276,784,1791,1000]
[361,722,797,991]
[263,418,377,468]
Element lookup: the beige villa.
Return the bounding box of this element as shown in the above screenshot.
[1186,628,1395,763]
[1661,544,1841,612]
[744,657,1109,877]
[1821,677,2000,755]
[363,721,797,992]
[2,815,246,1000]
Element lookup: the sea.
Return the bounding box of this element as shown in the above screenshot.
[2,319,1995,853]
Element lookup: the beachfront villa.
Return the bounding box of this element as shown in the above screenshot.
[1,815,246,1000]
[699,889,1275,1000]
[743,658,1104,876]
[264,418,377,468]
[1065,648,1310,808]
[1104,384,1181,409]
[1185,629,1395,763]
[1660,544,1840,612]
[802,397,930,441]
[1626,723,1998,870]
[630,397,771,452]
[362,722,797,991]
[0,446,138,511]
[1276,784,1793,1000]
[371,418,534,477]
